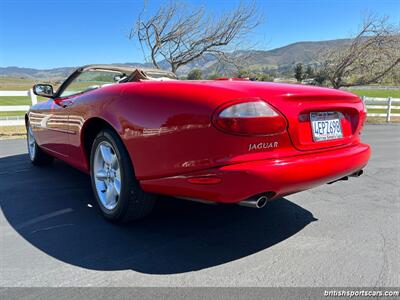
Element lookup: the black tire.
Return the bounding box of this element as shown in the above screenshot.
[26,123,54,166]
[90,128,156,223]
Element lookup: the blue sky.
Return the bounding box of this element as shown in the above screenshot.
[0,0,399,69]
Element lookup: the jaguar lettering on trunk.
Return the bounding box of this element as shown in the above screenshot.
[248,141,278,151]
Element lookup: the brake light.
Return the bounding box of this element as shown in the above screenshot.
[359,97,367,131]
[213,100,287,135]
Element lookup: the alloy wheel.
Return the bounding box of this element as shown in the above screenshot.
[93,141,122,210]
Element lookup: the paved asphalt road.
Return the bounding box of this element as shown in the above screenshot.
[0,125,399,288]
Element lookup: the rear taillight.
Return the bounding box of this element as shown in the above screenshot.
[212,100,287,135]
[359,97,367,131]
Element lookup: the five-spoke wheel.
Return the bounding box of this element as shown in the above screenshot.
[93,141,122,210]
[90,129,156,222]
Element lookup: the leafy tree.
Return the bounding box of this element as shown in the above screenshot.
[313,70,327,85]
[305,65,314,79]
[207,73,223,80]
[257,73,273,81]
[187,69,202,80]
[294,63,304,82]
[236,69,251,78]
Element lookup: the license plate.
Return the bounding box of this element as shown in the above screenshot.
[310,112,343,142]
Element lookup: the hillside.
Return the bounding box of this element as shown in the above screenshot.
[0,38,351,79]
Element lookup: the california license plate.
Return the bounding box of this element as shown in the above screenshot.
[310,112,343,142]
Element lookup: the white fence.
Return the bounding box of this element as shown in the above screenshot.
[0,90,37,126]
[362,96,400,122]
[0,90,399,126]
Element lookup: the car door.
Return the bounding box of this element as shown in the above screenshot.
[51,69,123,157]
[30,97,71,158]
[32,68,124,159]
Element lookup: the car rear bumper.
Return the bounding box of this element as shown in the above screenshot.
[140,143,371,203]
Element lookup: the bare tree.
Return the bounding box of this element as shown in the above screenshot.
[130,1,262,74]
[318,15,400,89]
[210,49,256,76]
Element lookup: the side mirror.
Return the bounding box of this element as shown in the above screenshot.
[33,84,54,98]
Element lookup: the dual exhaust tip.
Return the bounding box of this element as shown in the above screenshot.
[328,169,364,184]
[185,169,365,209]
[350,169,364,177]
[238,195,269,209]
[237,169,365,209]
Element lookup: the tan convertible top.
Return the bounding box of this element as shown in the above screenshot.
[78,64,177,81]
[54,64,177,98]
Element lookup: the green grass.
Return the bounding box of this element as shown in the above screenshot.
[0,96,32,106]
[0,77,36,91]
[0,76,108,106]
[0,96,47,106]
[0,77,59,107]
[0,111,26,117]
[367,108,400,114]
[0,77,61,91]
[348,89,400,98]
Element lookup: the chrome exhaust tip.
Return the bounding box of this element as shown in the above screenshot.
[349,169,364,177]
[238,195,268,209]
[328,169,364,184]
[328,176,348,184]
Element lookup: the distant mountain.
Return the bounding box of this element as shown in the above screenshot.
[183,38,352,76]
[0,38,352,79]
[0,66,77,79]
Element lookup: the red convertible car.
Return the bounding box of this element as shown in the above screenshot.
[27,64,370,222]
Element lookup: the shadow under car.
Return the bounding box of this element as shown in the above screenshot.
[0,153,317,274]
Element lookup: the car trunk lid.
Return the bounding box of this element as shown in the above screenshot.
[255,87,365,151]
